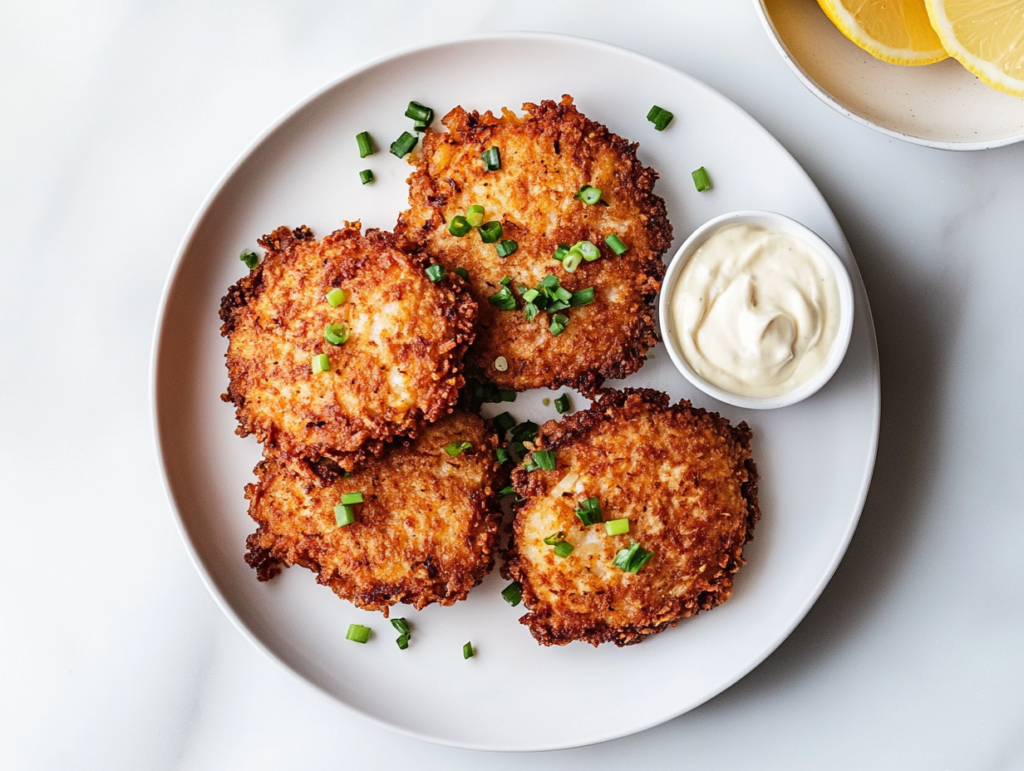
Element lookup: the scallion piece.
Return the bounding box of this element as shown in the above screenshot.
[473,383,517,403]
[497,484,515,496]
[463,641,475,659]
[453,267,469,280]
[356,131,374,158]
[549,313,568,336]
[479,221,503,244]
[425,263,447,282]
[405,101,433,123]
[553,244,570,261]
[467,204,485,227]
[553,541,574,558]
[692,166,711,192]
[520,288,539,304]
[562,249,583,273]
[540,274,560,291]
[326,288,346,307]
[493,412,516,435]
[555,393,571,414]
[396,634,410,650]
[523,302,538,322]
[605,234,628,255]
[612,539,654,573]
[569,287,595,307]
[324,323,349,345]
[341,492,364,505]
[578,240,600,261]
[495,239,518,258]
[552,286,572,303]
[359,169,374,185]
[575,185,603,205]
[488,285,516,310]
[312,353,331,374]
[533,450,557,470]
[498,389,516,402]
[391,618,410,635]
[647,105,674,131]
[390,131,418,158]
[501,581,522,607]
[413,118,429,132]
[346,624,371,643]
[500,275,513,287]
[604,518,630,536]
[334,502,356,527]
[542,398,551,406]
[444,440,472,456]
[575,496,602,526]
[543,531,565,546]
[482,146,501,171]
[449,215,471,237]
[239,249,259,269]
[496,448,510,464]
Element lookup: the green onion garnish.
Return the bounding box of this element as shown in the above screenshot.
[575,496,601,526]
[523,303,539,322]
[501,581,522,607]
[520,288,538,303]
[553,244,570,261]
[405,101,433,123]
[341,492,364,505]
[500,275,512,287]
[542,398,551,406]
[495,239,518,258]
[493,411,516,435]
[356,131,374,158]
[647,105,674,131]
[444,440,472,456]
[578,240,601,261]
[324,323,349,345]
[391,618,410,635]
[479,221,503,244]
[549,313,568,336]
[488,285,516,310]
[555,393,571,414]
[396,634,410,650]
[496,448,510,464]
[425,264,447,282]
[498,389,516,402]
[604,518,630,536]
[390,131,418,158]
[612,539,654,573]
[239,249,259,269]
[553,541,574,558]
[326,288,346,307]
[692,166,711,192]
[482,147,501,171]
[533,450,557,470]
[449,215,471,237]
[543,531,565,546]
[413,118,429,132]
[467,204,485,227]
[562,249,583,273]
[463,641,475,659]
[359,169,374,185]
[346,624,371,643]
[569,288,595,307]
[312,354,331,374]
[575,185,603,205]
[453,267,469,280]
[334,502,356,527]
[605,234,628,255]
[474,383,517,403]
[498,484,515,496]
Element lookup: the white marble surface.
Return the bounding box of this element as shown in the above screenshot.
[2,1,1022,768]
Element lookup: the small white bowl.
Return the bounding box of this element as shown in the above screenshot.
[659,211,854,410]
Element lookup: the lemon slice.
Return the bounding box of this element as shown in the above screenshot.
[925,0,1024,97]
[816,0,948,65]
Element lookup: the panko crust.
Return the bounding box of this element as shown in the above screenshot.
[396,96,672,394]
[502,388,760,647]
[244,410,504,615]
[220,223,477,469]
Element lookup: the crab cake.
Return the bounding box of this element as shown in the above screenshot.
[396,96,672,394]
[220,223,476,469]
[502,388,759,647]
[244,410,503,615]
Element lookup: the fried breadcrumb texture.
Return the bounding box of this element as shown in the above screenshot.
[396,96,672,394]
[220,223,476,469]
[245,410,504,615]
[502,388,759,647]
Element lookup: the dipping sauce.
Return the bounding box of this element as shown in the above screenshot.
[669,223,841,399]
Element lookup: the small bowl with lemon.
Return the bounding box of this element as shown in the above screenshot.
[754,0,1024,150]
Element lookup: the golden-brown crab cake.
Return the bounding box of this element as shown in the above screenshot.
[396,95,672,394]
[219,223,476,469]
[244,410,504,615]
[501,388,760,647]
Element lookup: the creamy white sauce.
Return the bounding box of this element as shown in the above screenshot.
[670,223,841,398]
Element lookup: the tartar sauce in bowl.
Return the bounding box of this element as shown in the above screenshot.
[660,211,854,409]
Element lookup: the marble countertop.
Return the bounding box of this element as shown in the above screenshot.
[2,1,1022,768]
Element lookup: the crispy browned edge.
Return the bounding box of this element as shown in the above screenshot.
[218,224,478,467]
[501,387,761,646]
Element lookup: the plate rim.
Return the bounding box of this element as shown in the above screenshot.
[150,30,881,751]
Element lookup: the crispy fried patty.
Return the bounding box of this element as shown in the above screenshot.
[396,96,672,394]
[502,389,759,647]
[220,223,476,468]
[244,410,503,615]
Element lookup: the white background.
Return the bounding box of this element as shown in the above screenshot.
[2,1,1022,768]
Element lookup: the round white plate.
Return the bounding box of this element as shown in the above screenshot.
[152,33,879,751]
[754,0,1024,150]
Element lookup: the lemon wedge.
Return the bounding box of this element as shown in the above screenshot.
[816,0,948,65]
[925,0,1024,97]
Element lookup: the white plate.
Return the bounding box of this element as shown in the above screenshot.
[754,0,1024,150]
[152,32,880,751]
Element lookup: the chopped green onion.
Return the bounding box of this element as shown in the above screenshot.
[553,541,574,558]
[356,131,374,158]
[495,239,518,258]
[467,204,485,227]
[334,502,356,526]
[569,288,595,307]
[445,440,472,456]
[555,393,571,414]
[494,356,508,372]
[448,215,471,237]
[578,240,601,261]
[542,397,551,406]
[612,539,654,573]
[453,267,469,280]
[496,448,510,464]
[473,383,517,403]
[521,288,540,303]
[509,421,538,455]
[391,618,410,635]
[479,221,503,243]
[562,249,583,273]
[312,354,331,374]
[604,518,630,536]
[346,624,371,643]
[498,484,515,496]
[341,492,364,505]
[552,286,572,303]
[605,234,628,255]
[239,249,259,269]
[523,303,539,322]
[501,581,522,607]
[575,496,602,526]
[533,450,557,470]
[500,275,513,287]
[493,412,516,435]
[326,288,346,307]
[482,146,501,171]
[324,323,349,345]
[543,531,565,546]
[405,100,433,123]
[549,313,568,336]
[540,274,560,291]
[647,105,674,131]
[390,131,418,158]
[396,633,410,650]
[359,169,374,185]
[463,641,475,659]
[553,244,570,261]
[425,263,447,282]
[575,185,603,205]
[692,166,711,192]
[488,285,517,310]
[413,118,429,132]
